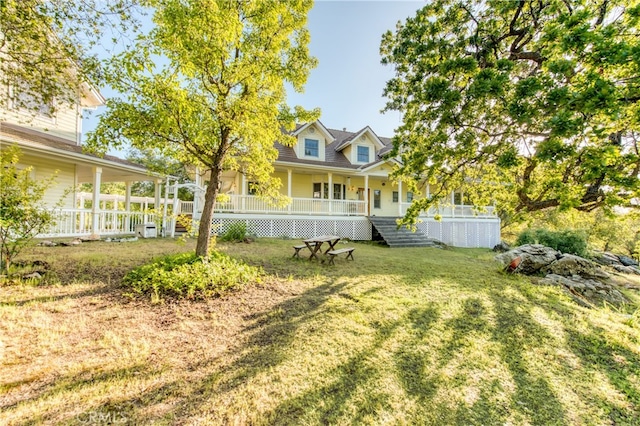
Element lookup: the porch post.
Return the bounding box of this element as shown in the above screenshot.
[398,179,403,216]
[364,174,369,216]
[162,177,170,237]
[241,173,247,212]
[124,181,132,233]
[328,172,333,215]
[154,179,162,225]
[287,169,292,214]
[91,167,102,235]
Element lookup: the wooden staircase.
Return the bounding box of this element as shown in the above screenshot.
[368,216,445,248]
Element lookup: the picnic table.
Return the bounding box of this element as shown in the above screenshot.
[303,235,341,261]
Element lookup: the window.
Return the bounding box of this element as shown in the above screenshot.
[9,82,55,120]
[305,138,319,157]
[453,191,464,205]
[373,189,381,209]
[406,192,414,202]
[357,146,370,163]
[313,182,329,199]
[333,183,345,200]
[392,191,398,203]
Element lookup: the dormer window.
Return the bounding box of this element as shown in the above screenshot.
[357,145,370,163]
[304,138,319,157]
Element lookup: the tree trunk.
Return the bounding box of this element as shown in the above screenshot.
[195,168,221,257]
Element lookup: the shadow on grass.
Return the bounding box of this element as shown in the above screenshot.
[6,241,640,424]
[564,323,640,424]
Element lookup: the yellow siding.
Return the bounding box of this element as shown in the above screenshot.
[349,135,378,165]
[20,154,76,208]
[295,124,327,161]
[2,102,79,143]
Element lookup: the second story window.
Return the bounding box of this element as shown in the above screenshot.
[357,146,370,163]
[8,82,56,121]
[304,138,319,157]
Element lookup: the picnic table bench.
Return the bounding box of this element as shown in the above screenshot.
[292,243,316,258]
[325,247,355,265]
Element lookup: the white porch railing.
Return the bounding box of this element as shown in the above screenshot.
[180,195,367,216]
[39,209,156,237]
[399,203,496,218]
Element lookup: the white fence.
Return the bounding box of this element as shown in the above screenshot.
[180,195,367,216]
[39,209,154,238]
[180,196,494,219]
[399,203,496,218]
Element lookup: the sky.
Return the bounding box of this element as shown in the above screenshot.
[83,1,425,152]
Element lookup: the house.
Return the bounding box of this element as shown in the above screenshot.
[184,121,501,248]
[0,77,168,238]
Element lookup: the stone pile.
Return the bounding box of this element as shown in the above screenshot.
[592,252,640,275]
[495,244,630,307]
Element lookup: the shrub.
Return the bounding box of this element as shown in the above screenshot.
[220,221,254,242]
[124,251,261,300]
[516,228,588,257]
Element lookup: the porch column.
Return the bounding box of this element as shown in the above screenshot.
[91,167,102,235]
[124,181,132,233]
[287,169,292,214]
[364,174,369,216]
[162,177,170,237]
[241,173,247,212]
[398,179,403,216]
[328,172,333,215]
[154,179,162,224]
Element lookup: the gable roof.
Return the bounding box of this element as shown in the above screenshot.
[334,126,387,152]
[292,120,335,143]
[274,122,396,171]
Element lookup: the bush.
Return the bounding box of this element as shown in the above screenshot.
[220,221,254,242]
[124,251,261,300]
[516,228,588,257]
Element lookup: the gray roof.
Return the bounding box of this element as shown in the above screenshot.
[0,122,148,171]
[275,124,395,170]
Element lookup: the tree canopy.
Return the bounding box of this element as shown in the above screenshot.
[381,0,640,225]
[0,0,141,116]
[87,0,318,256]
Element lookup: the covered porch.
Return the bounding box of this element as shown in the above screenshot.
[182,167,497,220]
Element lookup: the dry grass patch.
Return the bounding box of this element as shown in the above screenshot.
[0,237,639,424]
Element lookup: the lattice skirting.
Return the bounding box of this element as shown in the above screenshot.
[210,215,500,247]
[211,215,372,241]
[415,218,501,248]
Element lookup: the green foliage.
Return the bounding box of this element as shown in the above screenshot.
[0,0,142,118]
[506,208,640,255]
[124,251,261,300]
[219,221,254,243]
[381,0,640,227]
[87,0,319,257]
[516,228,588,257]
[0,146,63,273]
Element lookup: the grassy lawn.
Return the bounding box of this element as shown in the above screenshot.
[1,238,640,425]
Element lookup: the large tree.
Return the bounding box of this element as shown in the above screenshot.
[87,0,318,257]
[381,0,640,225]
[0,0,141,116]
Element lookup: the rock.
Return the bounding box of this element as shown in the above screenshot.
[618,255,639,267]
[22,272,42,280]
[613,264,640,275]
[544,254,609,280]
[38,240,57,247]
[80,234,101,242]
[492,241,511,252]
[539,273,627,305]
[495,244,561,275]
[592,252,620,266]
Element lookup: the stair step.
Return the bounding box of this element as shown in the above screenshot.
[369,216,443,248]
